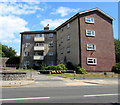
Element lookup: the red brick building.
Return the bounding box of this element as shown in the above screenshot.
[56,8,116,72]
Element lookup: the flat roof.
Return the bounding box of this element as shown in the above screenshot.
[20,30,56,35]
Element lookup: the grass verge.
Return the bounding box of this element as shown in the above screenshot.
[52,72,119,78]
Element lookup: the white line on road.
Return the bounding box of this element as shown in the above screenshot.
[0,97,50,101]
[84,93,119,97]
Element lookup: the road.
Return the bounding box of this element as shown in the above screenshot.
[1,85,119,103]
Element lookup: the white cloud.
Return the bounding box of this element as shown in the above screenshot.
[0,0,40,4]
[2,39,20,43]
[0,15,29,41]
[51,6,80,17]
[0,2,43,16]
[40,18,68,28]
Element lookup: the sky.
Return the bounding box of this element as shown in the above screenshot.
[0,1,118,56]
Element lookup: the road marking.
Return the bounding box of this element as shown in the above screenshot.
[84,93,119,97]
[0,97,50,101]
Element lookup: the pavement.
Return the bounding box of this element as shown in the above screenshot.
[0,71,119,87]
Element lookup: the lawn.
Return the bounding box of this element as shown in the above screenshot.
[0,67,16,69]
[52,72,119,78]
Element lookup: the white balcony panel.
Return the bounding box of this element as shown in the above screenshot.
[34,46,44,51]
[34,37,45,41]
[34,56,44,60]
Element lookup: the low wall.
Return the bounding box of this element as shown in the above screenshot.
[0,70,27,81]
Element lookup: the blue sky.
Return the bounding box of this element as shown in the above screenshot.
[0,1,118,55]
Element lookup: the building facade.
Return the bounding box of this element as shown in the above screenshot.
[20,26,57,68]
[20,8,116,71]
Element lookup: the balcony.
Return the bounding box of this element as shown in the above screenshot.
[34,46,44,51]
[33,56,44,60]
[34,37,45,42]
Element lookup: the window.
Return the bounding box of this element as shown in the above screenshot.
[87,44,96,50]
[25,43,30,48]
[86,30,95,36]
[35,43,44,46]
[67,47,70,53]
[48,52,54,56]
[61,38,63,43]
[48,61,54,65]
[61,28,64,31]
[25,35,31,39]
[61,51,63,54]
[67,35,70,40]
[85,17,94,23]
[67,23,70,28]
[24,52,29,56]
[24,61,29,66]
[48,33,54,38]
[60,60,64,64]
[34,52,43,56]
[49,41,54,47]
[87,58,97,65]
[35,34,44,37]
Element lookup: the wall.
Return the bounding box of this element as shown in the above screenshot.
[57,18,79,65]
[79,11,116,71]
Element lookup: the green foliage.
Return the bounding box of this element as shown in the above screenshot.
[76,66,86,74]
[0,43,16,58]
[112,63,120,74]
[114,39,120,63]
[57,64,67,70]
[40,64,67,70]
[66,62,75,70]
[44,65,57,70]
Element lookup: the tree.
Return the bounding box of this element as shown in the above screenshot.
[114,39,120,63]
[0,43,16,58]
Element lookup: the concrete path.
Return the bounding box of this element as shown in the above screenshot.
[1,71,119,87]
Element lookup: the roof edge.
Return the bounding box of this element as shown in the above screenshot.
[55,8,114,31]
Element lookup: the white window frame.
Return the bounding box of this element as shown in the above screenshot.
[24,61,29,66]
[49,41,54,47]
[86,30,95,36]
[25,35,31,39]
[61,28,64,31]
[61,51,63,54]
[67,47,70,53]
[25,43,30,48]
[35,43,44,46]
[48,52,54,56]
[87,44,96,51]
[48,33,54,38]
[61,38,63,43]
[67,35,70,40]
[87,58,97,65]
[67,23,70,28]
[85,17,94,23]
[24,52,29,56]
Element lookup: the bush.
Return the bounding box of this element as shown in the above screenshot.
[57,64,67,70]
[45,65,57,70]
[112,63,120,74]
[76,66,86,74]
[66,62,75,70]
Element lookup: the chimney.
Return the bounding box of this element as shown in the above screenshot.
[44,24,49,30]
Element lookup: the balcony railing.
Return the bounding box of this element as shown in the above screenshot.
[34,46,44,51]
[33,56,44,60]
[34,37,45,42]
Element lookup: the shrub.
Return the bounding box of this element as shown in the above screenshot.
[112,63,120,74]
[76,66,86,74]
[57,64,67,70]
[66,62,75,70]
